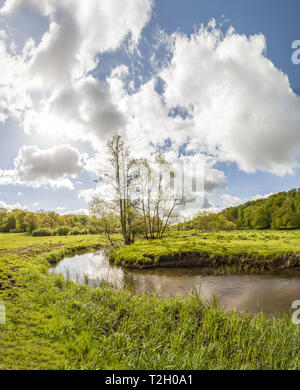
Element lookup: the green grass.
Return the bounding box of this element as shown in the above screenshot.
[110,229,300,267]
[0,232,111,251]
[0,232,300,369]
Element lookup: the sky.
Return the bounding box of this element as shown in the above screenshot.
[0,0,300,218]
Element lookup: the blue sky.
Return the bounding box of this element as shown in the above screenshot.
[0,0,300,217]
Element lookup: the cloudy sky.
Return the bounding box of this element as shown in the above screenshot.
[0,0,300,217]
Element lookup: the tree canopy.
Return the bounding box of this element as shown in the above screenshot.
[221,189,300,230]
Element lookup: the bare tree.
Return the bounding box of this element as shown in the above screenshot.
[93,135,137,245]
[91,135,184,244]
[133,155,182,239]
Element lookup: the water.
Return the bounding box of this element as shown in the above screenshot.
[50,250,300,316]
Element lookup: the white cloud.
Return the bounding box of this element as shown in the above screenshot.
[0,0,154,144]
[78,181,114,204]
[0,144,83,189]
[221,194,244,208]
[0,200,27,210]
[0,39,33,122]
[28,76,126,143]
[158,23,300,175]
[251,192,274,201]
[62,208,89,215]
[106,22,300,176]
[219,192,275,210]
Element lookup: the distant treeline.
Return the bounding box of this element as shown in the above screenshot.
[177,188,300,231]
[222,189,300,229]
[176,211,237,232]
[0,208,107,236]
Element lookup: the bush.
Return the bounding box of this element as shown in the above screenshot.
[32,228,53,236]
[54,226,71,236]
[87,227,97,235]
[69,227,81,235]
[69,227,87,235]
[10,228,23,233]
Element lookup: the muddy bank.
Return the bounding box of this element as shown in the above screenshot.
[112,251,300,270]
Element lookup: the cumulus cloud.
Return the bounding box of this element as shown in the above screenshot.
[78,181,114,204]
[0,0,153,144]
[251,193,274,201]
[0,0,153,79]
[105,22,300,177]
[159,23,300,175]
[221,194,244,208]
[27,76,127,142]
[0,144,83,189]
[0,200,27,210]
[0,38,33,121]
[220,193,275,210]
[204,167,227,193]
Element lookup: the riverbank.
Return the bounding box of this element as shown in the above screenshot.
[109,230,300,271]
[0,232,300,369]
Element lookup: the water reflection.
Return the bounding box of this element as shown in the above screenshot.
[50,251,300,315]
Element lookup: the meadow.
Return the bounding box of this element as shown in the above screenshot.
[0,232,300,369]
[110,229,300,269]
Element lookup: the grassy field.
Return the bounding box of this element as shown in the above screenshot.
[0,232,300,369]
[110,229,300,268]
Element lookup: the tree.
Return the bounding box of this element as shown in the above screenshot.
[95,135,138,245]
[193,211,236,232]
[15,210,26,232]
[133,155,181,239]
[0,213,16,232]
[89,198,120,246]
[252,206,271,229]
[107,135,131,244]
[24,213,38,234]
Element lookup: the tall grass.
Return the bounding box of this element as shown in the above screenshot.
[0,232,299,370]
[14,270,300,369]
[110,230,300,269]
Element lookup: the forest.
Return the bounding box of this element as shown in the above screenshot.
[221,188,300,229]
[177,188,300,231]
[0,208,103,236]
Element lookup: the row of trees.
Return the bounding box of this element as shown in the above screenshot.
[0,208,106,236]
[174,190,300,232]
[222,189,300,229]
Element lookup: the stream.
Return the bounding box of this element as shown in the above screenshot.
[50,250,300,316]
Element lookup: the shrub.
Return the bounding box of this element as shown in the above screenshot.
[69,227,81,235]
[10,228,23,233]
[69,227,88,235]
[32,228,53,236]
[54,226,71,236]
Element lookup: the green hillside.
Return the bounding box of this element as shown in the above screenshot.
[222,188,300,229]
[177,188,300,231]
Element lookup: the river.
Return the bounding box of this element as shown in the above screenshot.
[50,250,300,316]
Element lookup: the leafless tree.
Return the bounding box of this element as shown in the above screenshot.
[93,135,137,245]
[133,155,183,239]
